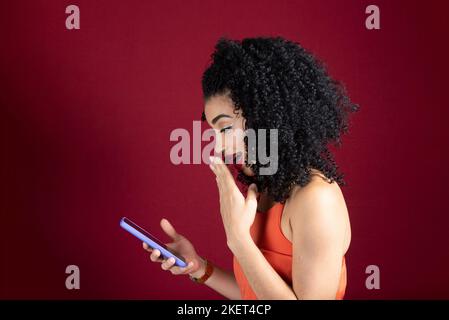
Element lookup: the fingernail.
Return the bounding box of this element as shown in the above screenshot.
[209,156,214,164]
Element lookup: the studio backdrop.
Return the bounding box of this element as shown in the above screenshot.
[1,0,449,299]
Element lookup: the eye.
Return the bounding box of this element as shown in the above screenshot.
[220,126,233,133]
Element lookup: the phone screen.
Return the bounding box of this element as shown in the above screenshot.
[122,217,168,250]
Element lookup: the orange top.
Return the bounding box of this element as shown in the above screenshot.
[232,202,347,300]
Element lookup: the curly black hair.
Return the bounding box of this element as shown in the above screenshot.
[201,36,359,203]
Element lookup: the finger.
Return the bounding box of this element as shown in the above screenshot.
[245,183,259,212]
[212,156,236,188]
[161,257,176,270]
[216,176,223,194]
[170,261,195,275]
[209,156,226,179]
[208,157,218,176]
[160,218,182,241]
[211,156,228,177]
[210,161,223,193]
[150,249,163,262]
[143,242,152,252]
[219,159,237,188]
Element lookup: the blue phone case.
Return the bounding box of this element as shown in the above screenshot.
[120,217,187,267]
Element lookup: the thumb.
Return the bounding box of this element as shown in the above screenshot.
[160,218,182,241]
[245,183,258,209]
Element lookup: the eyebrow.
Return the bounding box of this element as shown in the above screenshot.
[211,114,232,125]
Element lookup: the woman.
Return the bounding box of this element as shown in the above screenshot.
[143,36,359,299]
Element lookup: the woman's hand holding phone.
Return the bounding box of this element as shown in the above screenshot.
[143,218,206,278]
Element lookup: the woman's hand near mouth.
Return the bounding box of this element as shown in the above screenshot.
[209,155,259,252]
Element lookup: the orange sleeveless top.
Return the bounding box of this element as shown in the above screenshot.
[232,202,347,299]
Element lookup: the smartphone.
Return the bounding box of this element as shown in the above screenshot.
[120,217,187,267]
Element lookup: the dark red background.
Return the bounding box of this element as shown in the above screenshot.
[1,0,448,299]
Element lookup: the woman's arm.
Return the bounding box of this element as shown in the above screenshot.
[289,182,349,299]
[208,156,298,299]
[190,257,241,300]
[229,181,349,300]
[207,156,348,299]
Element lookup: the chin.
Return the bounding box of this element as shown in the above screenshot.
[242,166,255,176]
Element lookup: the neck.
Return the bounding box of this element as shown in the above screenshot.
[256,192,276,213]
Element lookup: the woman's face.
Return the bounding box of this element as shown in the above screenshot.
[204,94,254,176]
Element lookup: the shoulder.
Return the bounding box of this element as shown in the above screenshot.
[285,170,348,244]
[287,171,345,216]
